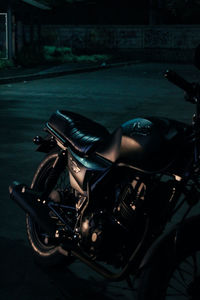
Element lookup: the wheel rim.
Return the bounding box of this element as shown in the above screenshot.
[165,251,200,300]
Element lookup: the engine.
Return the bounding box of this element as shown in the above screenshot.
[78,176,148,266]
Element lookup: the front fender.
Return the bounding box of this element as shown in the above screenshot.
[139,214,200,270]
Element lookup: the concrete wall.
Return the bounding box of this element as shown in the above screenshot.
[27,25,200,62]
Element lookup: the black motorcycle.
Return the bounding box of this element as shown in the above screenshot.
[9,69,200,300]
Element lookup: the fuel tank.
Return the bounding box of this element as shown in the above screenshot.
[119,117,192,172]
[97,117,192,173]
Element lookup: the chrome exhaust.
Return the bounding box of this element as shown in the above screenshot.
[9,181,56,236]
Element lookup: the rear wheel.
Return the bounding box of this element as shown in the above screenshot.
[26,152,74,268]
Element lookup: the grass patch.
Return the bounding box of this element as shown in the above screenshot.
[43,46,111,64]
[9,45,111,68]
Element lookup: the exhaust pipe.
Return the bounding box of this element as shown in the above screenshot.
[9,182,56,236]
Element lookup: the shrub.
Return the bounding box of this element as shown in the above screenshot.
[43,45,111,63]
[15,44,111,67]
[0,59,13,69]
[43,46,73,62]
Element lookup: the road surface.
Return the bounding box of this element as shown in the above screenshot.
[0,63,199,300]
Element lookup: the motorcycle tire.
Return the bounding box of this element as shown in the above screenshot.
[26,151,73,268]
[137,224,200,300]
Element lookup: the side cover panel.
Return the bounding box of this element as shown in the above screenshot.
[68,148,112,194]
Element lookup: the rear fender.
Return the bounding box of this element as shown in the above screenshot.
[33,135,57,153]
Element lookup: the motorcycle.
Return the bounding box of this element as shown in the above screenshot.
[9,67,200,300]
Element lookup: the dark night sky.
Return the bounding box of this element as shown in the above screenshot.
[39,0,150,25]
[9,0,200,25]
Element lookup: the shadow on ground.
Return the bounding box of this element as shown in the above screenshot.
[0,237,131,300]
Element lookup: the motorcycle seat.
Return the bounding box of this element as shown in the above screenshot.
[46,110,109,155]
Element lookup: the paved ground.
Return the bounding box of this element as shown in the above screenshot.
[1,62,200,300]
[0,59,136,85]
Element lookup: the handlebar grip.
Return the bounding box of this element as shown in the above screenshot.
[164,70,194,95]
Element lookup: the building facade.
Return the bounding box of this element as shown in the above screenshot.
[0,0,50,60]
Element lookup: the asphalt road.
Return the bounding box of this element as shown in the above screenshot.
[0,62,200,300]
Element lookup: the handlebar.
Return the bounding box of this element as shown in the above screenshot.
[164,70,195,95]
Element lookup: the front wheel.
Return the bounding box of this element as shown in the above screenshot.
[137,223,200,300]
[26,152,73,268]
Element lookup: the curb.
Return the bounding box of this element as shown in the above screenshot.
[0,60,139,85]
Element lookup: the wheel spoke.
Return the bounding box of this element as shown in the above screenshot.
[183,257,194,269]
[166,250,200,299]
[168,283,188,297]
[177,266,189,288]
[178,265,193,276]
[170,271,188,289]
